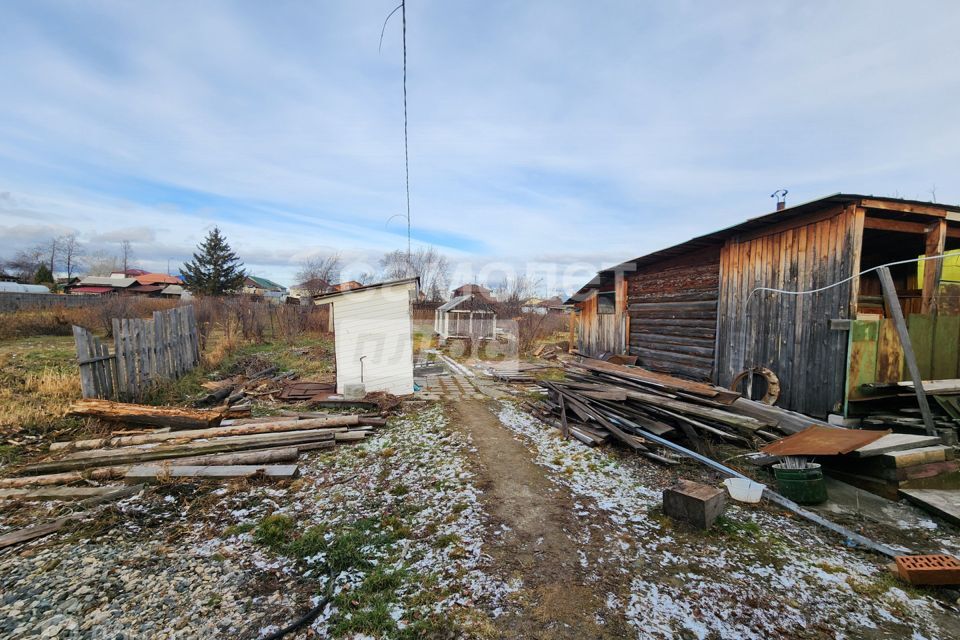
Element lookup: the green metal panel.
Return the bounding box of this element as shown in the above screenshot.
[932,315,960,379]
[908,314,935,379]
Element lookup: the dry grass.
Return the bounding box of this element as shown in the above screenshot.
[0,297,178,341]
[0,336,83,442]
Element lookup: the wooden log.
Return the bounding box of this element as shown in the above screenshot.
[124,464,299,483]
[50,415,361,452]
[0,446,304,487]
[0,486,121,501]
[68,398,225,430]
[20,432,335,475]
[0,467,126,488]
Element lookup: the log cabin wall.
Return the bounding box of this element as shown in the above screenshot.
[626,247,721,380]
[575,286,627,356]
[715,204,861,417]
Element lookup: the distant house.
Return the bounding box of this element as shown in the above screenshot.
[521,295,566,315]
[313,278,419,396]
[243,276,288,303]
[68,276,137,296]
[452,283,495,303]
[334,280,362,292]
[110,269,148,278]
[289,278,332,300]
[135,273,181,286]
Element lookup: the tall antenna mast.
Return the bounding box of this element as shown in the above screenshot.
[401,0,411,261]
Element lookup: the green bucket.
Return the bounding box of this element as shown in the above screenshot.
[772,463,828,505]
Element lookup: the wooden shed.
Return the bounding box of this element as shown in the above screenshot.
[568,194,960,417]
[314,277,419,396]
[434,294,497,341]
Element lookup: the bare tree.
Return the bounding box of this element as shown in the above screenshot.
[355,270,379,285]
[3,245,45,281]
[45,237,59,275]
[85,250,119,277]
[494,274,542,317]
[380,246,450,301]
[120,240,134,272]
[59,233,84,280]
[295,253,343,297]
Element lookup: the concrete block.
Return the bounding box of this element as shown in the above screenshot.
[343,383,366,400]
[828,413,863,428]
[937,428,958,447]
[662,479,726,530]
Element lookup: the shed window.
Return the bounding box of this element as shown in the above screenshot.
[597,291,616,314]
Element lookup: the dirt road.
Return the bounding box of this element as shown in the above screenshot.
[446,398,632,639]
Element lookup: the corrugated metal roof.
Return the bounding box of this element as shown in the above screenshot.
[245,275,286,291]
[77,276,136,287]
[565,193,960,303]
[136,273,181,285]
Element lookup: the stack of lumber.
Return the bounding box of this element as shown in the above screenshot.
[856,379,960,436]
[1,411,383,491]
[819,433,959,501]
[528,358,827,464]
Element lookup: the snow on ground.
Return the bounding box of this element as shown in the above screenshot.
[497,402,958,640]
[200,405,514,638]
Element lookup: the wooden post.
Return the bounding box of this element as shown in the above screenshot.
[922,219,946,314]
[877,266,937,436]
[558,393,570,439]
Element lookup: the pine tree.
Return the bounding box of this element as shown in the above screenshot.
[34,264,54,285]
[181,227,247,295]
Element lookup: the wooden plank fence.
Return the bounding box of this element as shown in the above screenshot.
[73,306,200,400]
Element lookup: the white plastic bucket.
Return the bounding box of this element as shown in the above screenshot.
[723,478,766,504]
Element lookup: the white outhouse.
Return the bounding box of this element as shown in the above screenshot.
[314,277,418,396]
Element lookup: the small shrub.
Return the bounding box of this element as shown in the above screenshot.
[253,514,295,550]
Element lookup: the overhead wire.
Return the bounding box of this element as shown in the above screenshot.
[379,1,412,263]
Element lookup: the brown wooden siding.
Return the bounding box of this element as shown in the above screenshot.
[715,204,860,417]
[576,280,628,357]
[626,247,721,381]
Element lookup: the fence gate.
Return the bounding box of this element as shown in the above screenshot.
[73,305,200,400]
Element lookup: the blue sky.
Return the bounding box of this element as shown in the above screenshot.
[1,1,959,294]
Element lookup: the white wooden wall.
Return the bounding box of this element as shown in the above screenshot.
[330,282,416,395]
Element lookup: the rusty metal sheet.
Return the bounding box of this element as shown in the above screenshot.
[761,425,891,457]
[278,381,336,401]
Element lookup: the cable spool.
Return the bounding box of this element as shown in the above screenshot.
[730,367,781,405]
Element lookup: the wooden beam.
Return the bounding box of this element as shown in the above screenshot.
[861,198,949,218]
[922,219,946,314]
[863,216,960,238]
[864,217,930,234]
[877,266,937,436]
[850,206,866,317]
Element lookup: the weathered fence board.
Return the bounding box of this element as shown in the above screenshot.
[74,306,200,400]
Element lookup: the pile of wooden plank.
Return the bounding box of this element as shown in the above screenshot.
[1,411,383,490]
[528,358,829,464]
[854,379,960,439]
[817,433,958,501]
